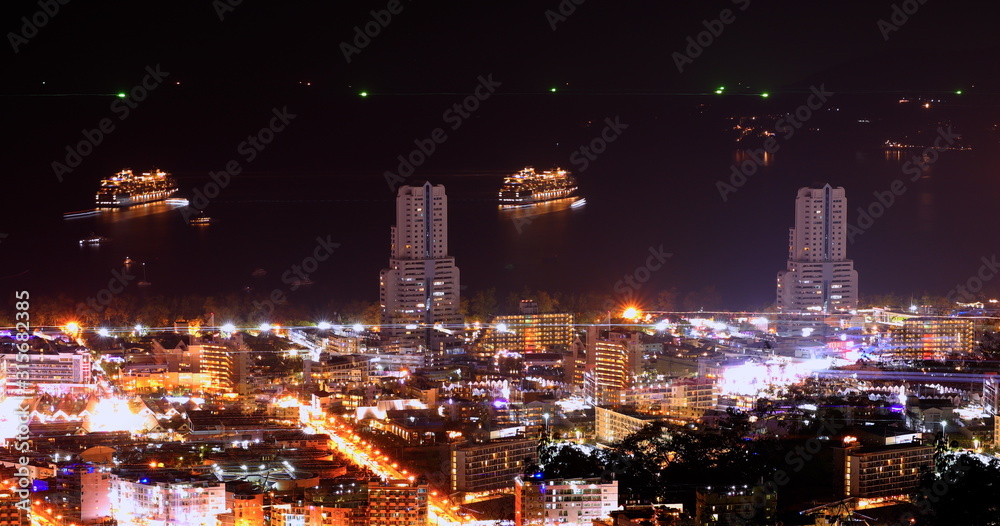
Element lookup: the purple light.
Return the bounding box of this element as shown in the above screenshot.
[493,400,507,409]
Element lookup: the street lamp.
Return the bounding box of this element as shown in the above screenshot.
[543,413,550,431]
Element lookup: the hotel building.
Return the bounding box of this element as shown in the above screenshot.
[776,185,858,312]
[835,443,934,499]
[584,329,642,406]
[487,299,575,353]
[450,439,538,494]
[109,474,226,526]
[0,468,28,526]
[0,350,92,394]
[53,463,112,525]
[695,485,776,526]
[367,479,428,526]
[885,317,974,361]
[218,490,263,526]
[594,406,661,444]
[984,373,999,416]
[514,477,619,526]
[380,182,463,351]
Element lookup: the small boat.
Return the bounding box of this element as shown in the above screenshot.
[80,233,109,246]
[189,215,211,225]
[138,262,151,286]
[124,257,133,265]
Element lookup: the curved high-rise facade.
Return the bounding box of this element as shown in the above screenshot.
[776,184,859,312]
[380,182,462,351]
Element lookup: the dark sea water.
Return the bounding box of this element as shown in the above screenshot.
[6,89,1000,313]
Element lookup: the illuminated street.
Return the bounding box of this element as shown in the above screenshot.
[308,414,469,525]
[6,5,1000,524]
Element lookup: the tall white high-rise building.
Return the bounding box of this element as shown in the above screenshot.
[776,184,858,312]
[380,182,462,351]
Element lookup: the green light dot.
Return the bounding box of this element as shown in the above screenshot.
[550,88,557,93]
[955,90,963,95]
[717,86,725,91]
[117,93,126,98]
[715,89,723,95]
[761,93,769,98]
[359,92,368,97]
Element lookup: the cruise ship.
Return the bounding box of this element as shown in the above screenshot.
[498,167,580,209]
[96,169,178,208]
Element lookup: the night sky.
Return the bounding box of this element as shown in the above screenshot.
[5,2,1000,96]
[4,1,1000,310]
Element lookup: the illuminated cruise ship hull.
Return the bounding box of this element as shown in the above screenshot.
[95,169,178,208]
[498,167,580,209]
[499,190,580,209]
[96,188,178,208]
